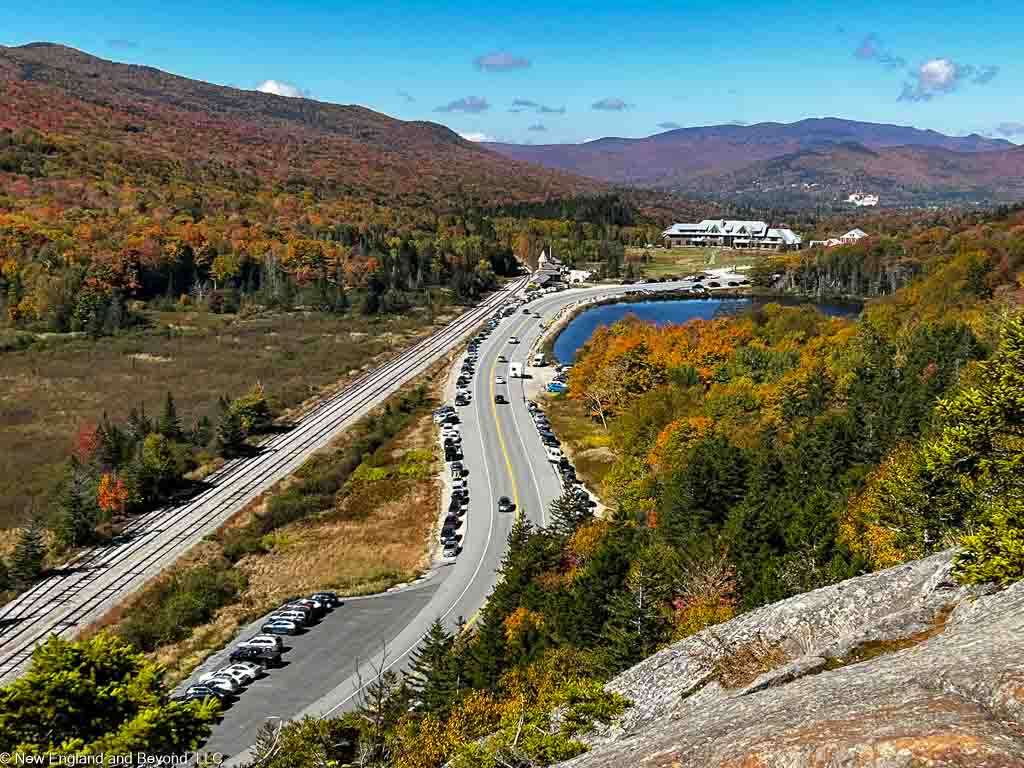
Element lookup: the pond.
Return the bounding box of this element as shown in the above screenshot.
[552,297,861,363]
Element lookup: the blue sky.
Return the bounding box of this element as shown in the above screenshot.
[3,0,1022,144]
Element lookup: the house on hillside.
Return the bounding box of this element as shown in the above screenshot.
[809,228,869,249]
[662,220,802,250]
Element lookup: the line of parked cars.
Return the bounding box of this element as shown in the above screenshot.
[175,591,342,706]
[435,404,466,560]
[526,400,596,500]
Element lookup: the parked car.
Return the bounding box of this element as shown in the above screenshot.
[440,525,458,543]
[545,446,563,463]
[202,676,240,696]
[261,619,300,635]
[444,514,461,529]
[201,667,251,687]
[184,685,228,703]
[272,609,310,626]
[442,541,459,559]
[495,375,505,385]
[230,646,282,668]
[497,496,515,514]
[240,634,284,651]
[228,661,265,680]
[450,461,464,478]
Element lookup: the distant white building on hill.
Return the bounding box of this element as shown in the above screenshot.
[848,192,880,207]
[662,220,802,251]
[808,228,869,249]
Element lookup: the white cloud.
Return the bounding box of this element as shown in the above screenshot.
[899,58,999,102]
[919,58,958,90]
[256,79,305,98]
[458,131,497,142]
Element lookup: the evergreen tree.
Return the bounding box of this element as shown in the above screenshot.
[96,412,126,469]
[157,391,182,440]
[126,403,152,443]
[216,396,245,456]
[190,414,213,447]
[548,490,592,538]
[0,556,10,592]
[406,618,458,714]
[53,459,98,549]
[11,512,46,589]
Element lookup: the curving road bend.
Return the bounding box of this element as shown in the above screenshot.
[203,280,697,761]
[0,279,527,685]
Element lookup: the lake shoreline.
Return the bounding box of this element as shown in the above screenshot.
[551,289,862,363]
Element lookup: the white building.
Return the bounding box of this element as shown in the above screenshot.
[662,220,802,250]
[569,269,594,283]
[840,228,868,244]
[847,193,879,207]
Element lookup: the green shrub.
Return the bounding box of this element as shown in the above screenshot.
[954,496,1024,586]
[119,559,245,652]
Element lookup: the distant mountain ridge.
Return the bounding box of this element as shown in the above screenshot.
[0,42,602,208]
[487,118,1023,205]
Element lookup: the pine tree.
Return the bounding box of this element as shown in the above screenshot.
[190,415,213,447]
[406,619,457,715]
[549,490,592,538]
[96,412,126,470]
[216,396,245,456]
[126,404,152,442]
[0,556,10,592]
[11,512,46,589]
[53,459,98,549]
[157,391,182,440]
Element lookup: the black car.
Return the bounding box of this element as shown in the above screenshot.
[311,591,342,607]
[455,396,470,407]
[184,684,229,702]
[444,513,461,528]
[497,496,515,514]
[230,646,282,668]
[444,414,460,425]
[494,393,508,404]
[440,525,458,543]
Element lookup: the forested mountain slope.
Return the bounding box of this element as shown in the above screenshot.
[487,117,1024,205]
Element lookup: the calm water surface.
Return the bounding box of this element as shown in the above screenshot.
[553,297,859,363]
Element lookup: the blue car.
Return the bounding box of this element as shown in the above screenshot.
[547,382,569,393]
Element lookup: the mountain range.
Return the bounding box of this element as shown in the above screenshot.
[0,43,600,212]
[487,119,1024,206]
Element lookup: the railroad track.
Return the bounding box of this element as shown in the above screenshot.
[0,280,526,681]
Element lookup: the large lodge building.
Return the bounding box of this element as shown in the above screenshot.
[662,220,802,250]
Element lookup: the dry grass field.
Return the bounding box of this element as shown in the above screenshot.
[628,246,766,277]
[0,305,459,528]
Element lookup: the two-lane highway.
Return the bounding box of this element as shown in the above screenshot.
[0,278,527,685]
[203,279,698,761]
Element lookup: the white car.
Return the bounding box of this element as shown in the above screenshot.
[241,634,283,650]
[495,376,505,385]
[201,667,249,687]
[452,478,467,493]
[227,661,263,681]
[508,336,520,344]
[545,446,563,463]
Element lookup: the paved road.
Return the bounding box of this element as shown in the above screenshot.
[201,280,697,761]
[0,279,526,684]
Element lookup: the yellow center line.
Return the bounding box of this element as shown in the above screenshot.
[462,311,532,632]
